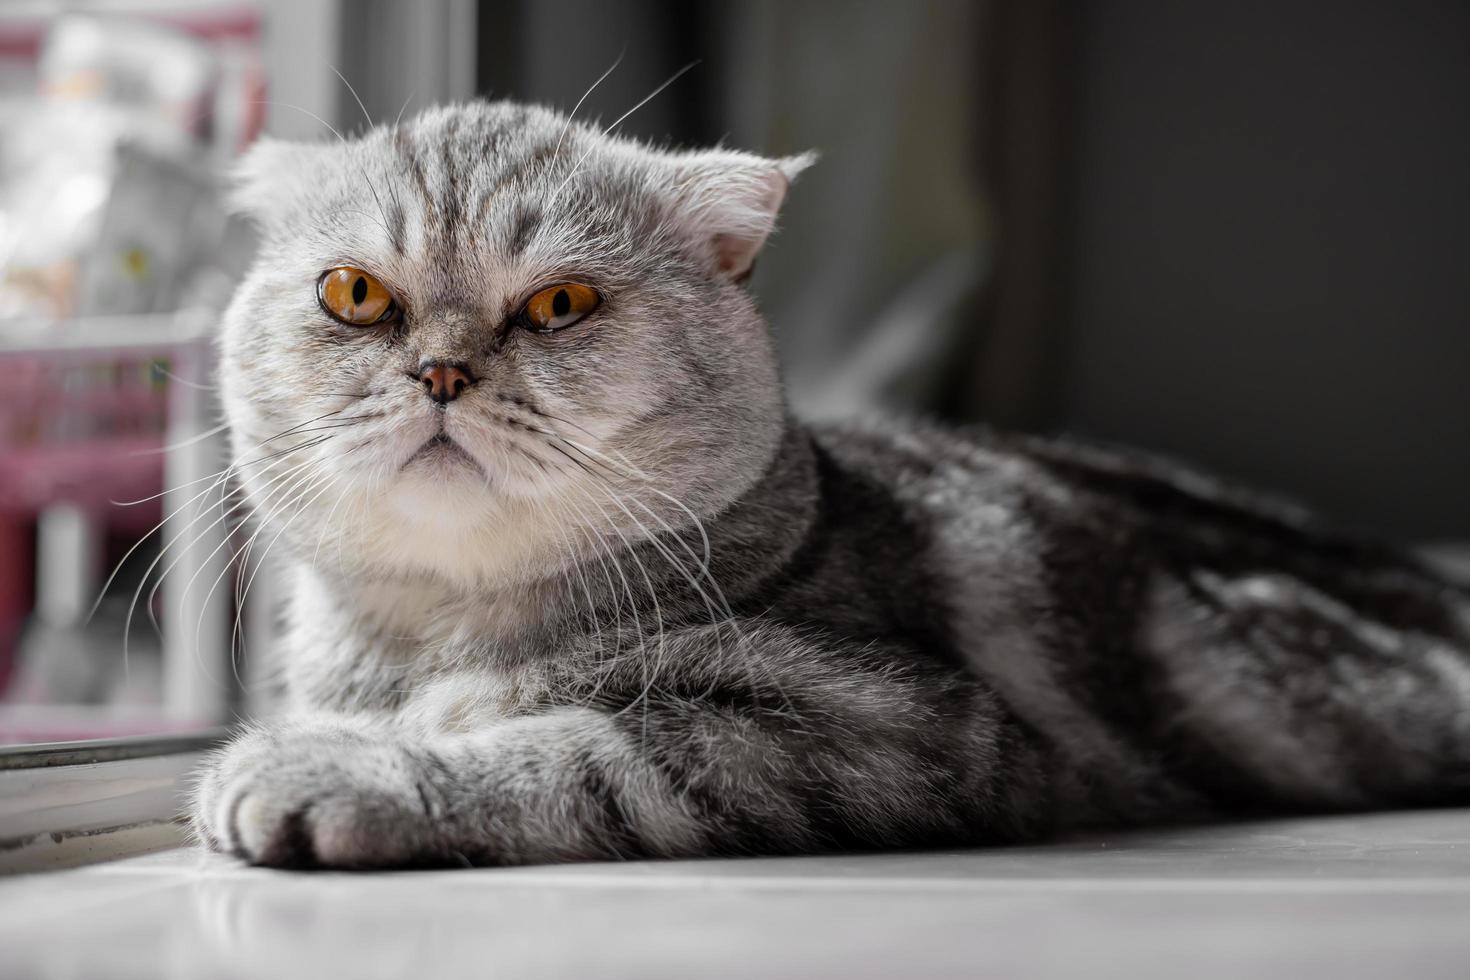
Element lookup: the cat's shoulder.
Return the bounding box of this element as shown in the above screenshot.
[805,414,1341,549]
[805,415,1055,487]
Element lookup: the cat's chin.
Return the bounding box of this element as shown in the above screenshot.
[403,433,484,475]
[387,450,565,521]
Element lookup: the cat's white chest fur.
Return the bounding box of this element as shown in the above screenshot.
[401,671,536,734]
[299,568,538,645]
[328,478,591,593]
[286,568,550,723]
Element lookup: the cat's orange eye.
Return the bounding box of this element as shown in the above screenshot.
[520,282,600,333]
[318,267,397,326]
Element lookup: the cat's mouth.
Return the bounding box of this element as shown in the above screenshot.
[404,432,483,474]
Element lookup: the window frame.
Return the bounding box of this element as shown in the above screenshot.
[0,729,226,873]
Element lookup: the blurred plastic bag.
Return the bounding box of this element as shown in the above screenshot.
[0,13,230,322]
[39,13,218,142]
[76,140,224,317]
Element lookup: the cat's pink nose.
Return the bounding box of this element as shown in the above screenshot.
[418,362,475,404]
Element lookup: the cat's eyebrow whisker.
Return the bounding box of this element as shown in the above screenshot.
[551,47,626,165]
[272,77,396,243]
[599,59,701,140]
[255,100,345,143]
[331,64,375,133]
[547,60,701,211]
[393,91,416,130]
[339,204,395,242]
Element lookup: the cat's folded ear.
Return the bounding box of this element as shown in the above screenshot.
[226,138,330,226]
[666,149,817,282]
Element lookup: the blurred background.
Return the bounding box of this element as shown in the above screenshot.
[0,0,1466,744]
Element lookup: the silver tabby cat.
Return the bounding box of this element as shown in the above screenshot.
[193,101,1470,867]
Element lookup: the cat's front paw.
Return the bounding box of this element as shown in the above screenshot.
[192,724,449,869]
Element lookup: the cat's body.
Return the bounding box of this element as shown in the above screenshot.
[193,101,1470,867]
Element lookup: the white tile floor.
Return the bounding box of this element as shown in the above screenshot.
[2,809,1468,979]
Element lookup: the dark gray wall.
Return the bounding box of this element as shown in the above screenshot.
[1060,2,1470,538]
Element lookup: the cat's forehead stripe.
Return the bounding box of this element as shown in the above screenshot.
[472,138,566,240]
[387,197,407,256]
[438,114,474,252]
[391,117,569,256]
[506,204,542,258]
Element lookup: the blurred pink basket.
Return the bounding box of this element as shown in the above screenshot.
[0,314,212,519]
[0,313,215,697]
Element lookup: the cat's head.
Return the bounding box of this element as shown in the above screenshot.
[219,101,811,589]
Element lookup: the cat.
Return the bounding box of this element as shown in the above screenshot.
[191,100,1470,868]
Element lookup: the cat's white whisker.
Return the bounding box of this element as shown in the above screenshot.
[127,419,231,457]
[231,467,343,653]
[170,454,333,651]
[567,482,651,710]
[552,479,631,707]
[593,475,799,723]
[561,486,628,675]
[123,450,325,680]
[579,484,671,741]
[546,60,700,211]
[551,47,625,165]
[331,64,375,133]
[392,91,415,130]
[254,100,345,143]
[542,492,606,660]
[223,449,363,676]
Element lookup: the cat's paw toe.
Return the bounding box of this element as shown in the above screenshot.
[230,782,426,868]
[231,791,317,866]
[196,730,444,869]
